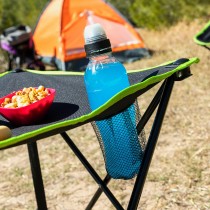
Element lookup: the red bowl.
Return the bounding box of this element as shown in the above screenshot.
[0,88,56,125]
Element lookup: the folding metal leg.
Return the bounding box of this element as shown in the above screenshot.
[60,132,124,210]
[86,174,111,210]
[60,75,177,209]
[85,80,167,209]
[204,45,210,51]
[127,76,174,209]
[27,142,47,210]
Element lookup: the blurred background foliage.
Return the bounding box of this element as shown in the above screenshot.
[0,0,209,31]
[0,0,48,32]
[109,0,210,30]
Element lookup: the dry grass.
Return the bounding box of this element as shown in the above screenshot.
[0,18,210,210]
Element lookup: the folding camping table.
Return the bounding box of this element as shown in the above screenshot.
[0,57,199,210]
[194,20,210,50]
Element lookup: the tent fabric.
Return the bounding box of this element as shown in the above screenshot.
[32,0,149,71]
[0,57,199,149]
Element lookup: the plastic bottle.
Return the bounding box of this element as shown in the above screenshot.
[84,23,143,179]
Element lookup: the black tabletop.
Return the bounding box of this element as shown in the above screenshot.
[0,57,199,149]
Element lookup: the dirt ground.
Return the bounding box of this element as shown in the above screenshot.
[0,19,209,210]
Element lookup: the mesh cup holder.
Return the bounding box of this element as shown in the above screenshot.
[92,100,146,179]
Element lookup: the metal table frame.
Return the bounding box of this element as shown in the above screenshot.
[26,67,191,210]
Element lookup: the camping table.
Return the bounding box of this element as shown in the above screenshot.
[194,20,210,50]
[0,57,199,210]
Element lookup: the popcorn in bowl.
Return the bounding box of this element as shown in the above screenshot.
[1,86,49,108]
[0,86,56,125]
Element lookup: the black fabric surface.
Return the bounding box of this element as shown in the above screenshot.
[0,62,177,140]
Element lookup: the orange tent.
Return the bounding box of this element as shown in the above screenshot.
[32,0,149,71]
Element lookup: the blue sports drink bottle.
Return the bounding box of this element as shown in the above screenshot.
[84,23,143,179]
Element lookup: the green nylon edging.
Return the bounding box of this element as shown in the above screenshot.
[0,57,199,149]
[0,58,185,77]
[0,71,9,77]
[193,20,210,46]
[26,69,84,76]
[21,58,177,75]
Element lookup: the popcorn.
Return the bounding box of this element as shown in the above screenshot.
[1,86,50,108]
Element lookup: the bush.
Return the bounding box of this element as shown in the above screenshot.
[108,0,135,25]
[109,0,210,30]
[0,0,48,32]
[129,0,183,30]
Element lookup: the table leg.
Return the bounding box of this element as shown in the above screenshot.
[85,80,167,209]
[127,77,174,210]
[27,142,48,210]
[86,174,111,210]
[60,132,124,210]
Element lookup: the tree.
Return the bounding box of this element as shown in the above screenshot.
[129,0,210,30]
[107,0,135,25]
[0,0,48,31]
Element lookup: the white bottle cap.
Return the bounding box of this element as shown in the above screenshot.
[84,23,107,44]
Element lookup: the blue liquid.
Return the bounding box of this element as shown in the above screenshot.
[84,61,142,179]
